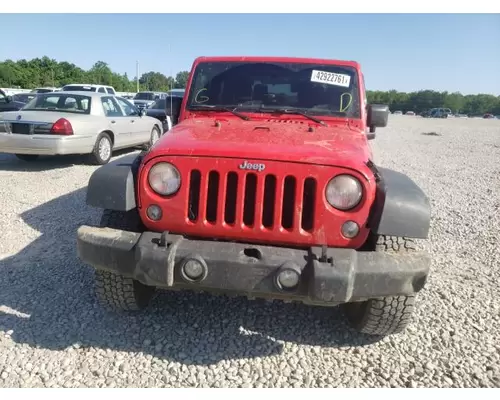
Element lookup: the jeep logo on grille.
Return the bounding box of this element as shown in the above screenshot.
[239,160,266,172]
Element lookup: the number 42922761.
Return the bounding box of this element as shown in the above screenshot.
[310,70,351,88]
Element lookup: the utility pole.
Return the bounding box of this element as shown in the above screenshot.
[136,60,139,92]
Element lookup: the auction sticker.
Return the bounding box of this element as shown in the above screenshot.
[310,70,351,88]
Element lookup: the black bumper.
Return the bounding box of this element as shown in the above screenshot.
[76,226,431,305]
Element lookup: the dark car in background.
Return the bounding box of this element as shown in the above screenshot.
[145,94,184,133]
[11,93,37,104]
[0,89,27,112]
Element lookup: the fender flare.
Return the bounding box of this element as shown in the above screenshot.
[86,152,145,211]
[367,165,431,239]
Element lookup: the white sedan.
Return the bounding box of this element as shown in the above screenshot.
[0,91,164,164]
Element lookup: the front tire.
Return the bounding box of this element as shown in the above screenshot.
[89,133,113,165]
[344,235,418,336]
[93,209,155,311]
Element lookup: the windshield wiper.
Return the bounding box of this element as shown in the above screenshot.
[261,107,327,126]
[188,104,251,121]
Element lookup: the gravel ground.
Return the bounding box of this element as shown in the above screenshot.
[0,115,499,388]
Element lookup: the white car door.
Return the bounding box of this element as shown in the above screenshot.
[100,96,131,148]
[115,97,151,145]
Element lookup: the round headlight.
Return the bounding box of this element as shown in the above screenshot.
[148,162,181,196]
[325,174,362,210]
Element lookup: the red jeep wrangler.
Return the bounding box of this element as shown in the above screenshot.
[77,56,431,337]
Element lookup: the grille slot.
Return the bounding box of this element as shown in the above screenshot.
[186,168,317,233]
[242,173,257,226]
[281,176,296,230]
[188,170,201,221]
[206,171,220,223]
[224,172,238,224]
[301,178,316,231]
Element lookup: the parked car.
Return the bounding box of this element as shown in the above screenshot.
[76,55,431,339]
[483,113,495,119]
[31,87,59,93]
[12,93,37,104]
[167,88,185,97]
[393,110,402,115]
[429,108,452,118]
[133,91,168,111]
[405,111,415,116]
[0,89,26,112]
[145,93,185,132]
[61,84,116,95]
[0,91,163,165]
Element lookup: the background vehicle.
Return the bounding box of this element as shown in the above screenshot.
[429,107,452,118]
[61,84,116,95]
[77,56,431,339]
[405,111,415,116]
[393,110,403,115]
[145,93,185,132]
[11,93,37,104]
[0,89,26,112]
[0,91,162,165]
[133,91,168,111]
[31,87,59,93]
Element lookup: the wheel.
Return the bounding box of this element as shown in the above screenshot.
[344,235,417,336]
[15,154,39,162]
[142,125,161,151]
[89,132,113,165]
[93,209,155,311]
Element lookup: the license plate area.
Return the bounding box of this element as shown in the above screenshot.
[11,123,32,135]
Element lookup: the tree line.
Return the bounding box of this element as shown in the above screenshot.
[0,57,189,93]
[1,57,498,116]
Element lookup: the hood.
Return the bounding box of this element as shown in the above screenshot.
[149,117,372,169]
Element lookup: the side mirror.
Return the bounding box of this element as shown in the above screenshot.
[139,108,147,117]
[6,95,13,103]
[366,104,389,137]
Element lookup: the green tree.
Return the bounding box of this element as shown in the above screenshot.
[0,56,499,116]
[174,71,189,88]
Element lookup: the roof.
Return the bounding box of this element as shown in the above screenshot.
[36,90,110,98]
[191,56,361,69]
[63,83,114,88]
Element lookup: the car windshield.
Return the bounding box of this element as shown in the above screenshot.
[22,93,91,114]
[185,61,361,119]
[63,85,96,92]
[134,92,155,100]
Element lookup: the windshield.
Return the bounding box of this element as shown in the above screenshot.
[185,61,361,119]
[134,92,155,101]
[63,85,96,92]
[22,93,91,114]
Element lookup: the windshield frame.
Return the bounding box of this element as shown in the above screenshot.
[22,93,92,114]
[185,61,362,120]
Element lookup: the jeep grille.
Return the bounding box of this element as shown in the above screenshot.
[187,169,317,232]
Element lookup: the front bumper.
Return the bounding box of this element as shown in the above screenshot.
[76,226,431,305]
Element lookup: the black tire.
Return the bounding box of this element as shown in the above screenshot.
[15,154,39,162]
[344,235,417,336]
[142,125,161,151]
[93,209,155,311]
[89,132,113,165]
